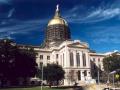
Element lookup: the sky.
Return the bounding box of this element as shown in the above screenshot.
[0,0,120,53]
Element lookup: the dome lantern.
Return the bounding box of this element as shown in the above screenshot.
[54,4,61,18]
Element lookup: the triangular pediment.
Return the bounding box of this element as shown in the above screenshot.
[67,42,88,48]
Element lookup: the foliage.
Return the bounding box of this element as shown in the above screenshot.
[38,64,65,86]
[0,39,37,86]
[66,70,75,83]
[103,53,120,73]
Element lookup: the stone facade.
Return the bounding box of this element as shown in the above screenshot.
[35,40,94,85]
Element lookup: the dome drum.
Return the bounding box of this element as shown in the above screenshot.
[46,24,71,43]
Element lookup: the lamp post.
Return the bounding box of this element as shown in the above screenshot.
[109,71,116,89]
[41,63,43,90]
[98,63,100,85]
[107,74,110,85]
[113,74,115,88]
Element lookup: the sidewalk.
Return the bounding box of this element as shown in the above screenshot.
[83,84,106,90]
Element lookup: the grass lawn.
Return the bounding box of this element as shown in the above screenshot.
[0,86,66,90]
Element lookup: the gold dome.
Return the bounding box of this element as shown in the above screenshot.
[47,4,68,26]
[48,17,68,26]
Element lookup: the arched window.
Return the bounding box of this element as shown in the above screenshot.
[83,53,86,66]
[98,58,100,62]
[70,52,74,66]
[76,53,80,66]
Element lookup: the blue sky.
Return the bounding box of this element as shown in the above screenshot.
[0,0,120,53]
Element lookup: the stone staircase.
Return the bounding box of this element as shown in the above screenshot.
[78,81,86,86]
[83,84,106,90]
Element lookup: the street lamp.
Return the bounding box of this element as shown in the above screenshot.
[107,74,110,85]
[41,63,43,90]
[98,63,100,85]
[109,70,116,89]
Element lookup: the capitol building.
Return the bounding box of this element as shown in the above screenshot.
[33,5,105,85]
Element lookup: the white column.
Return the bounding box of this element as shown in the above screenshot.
[80,52,83,68]
[85,52,90,68]
[73,51,77,67]
[65,48,70,68]
[64,48,67,67]
[61,54,63,66]
[64,70,69,85]
[67,50,70,67]
[41,54,47,66]
[87,70,92,80]
[63,53,64,67]
[81,70,85,81]
[36,57,40,67]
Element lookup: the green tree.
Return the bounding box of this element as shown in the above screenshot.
[103,53,120,73]
[39,64,65,87]
[103,53,120,81]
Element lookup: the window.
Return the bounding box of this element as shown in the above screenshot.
[47,63,49,66]
[78,70,81,80]
[98,58,100,62]
[39,62,43,69]
[56,61,58,65]
[83,53,86,66]
[93,58,95,62]
[56,54,58,59]
[84,70,87,76]
[76,53,80,66]
[40,55,43,60]
[70,52,74,66]
[93,64,96,69]
[47,56,50,60]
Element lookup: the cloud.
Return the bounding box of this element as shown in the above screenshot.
[0,0,11,4]
[86,8,120,21]
[90,26,120,44]
[0,19,47,39]
[8,8,15,18]
[63,1,120,23]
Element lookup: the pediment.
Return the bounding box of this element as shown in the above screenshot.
[67,42,88,48]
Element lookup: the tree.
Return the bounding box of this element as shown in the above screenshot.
[39,64,65,87]
[0,39,37,86]
[103,53,120,73]
[102,53,120,82]
[66,70,75,84]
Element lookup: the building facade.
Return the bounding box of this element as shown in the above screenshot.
[34,5,105,85]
